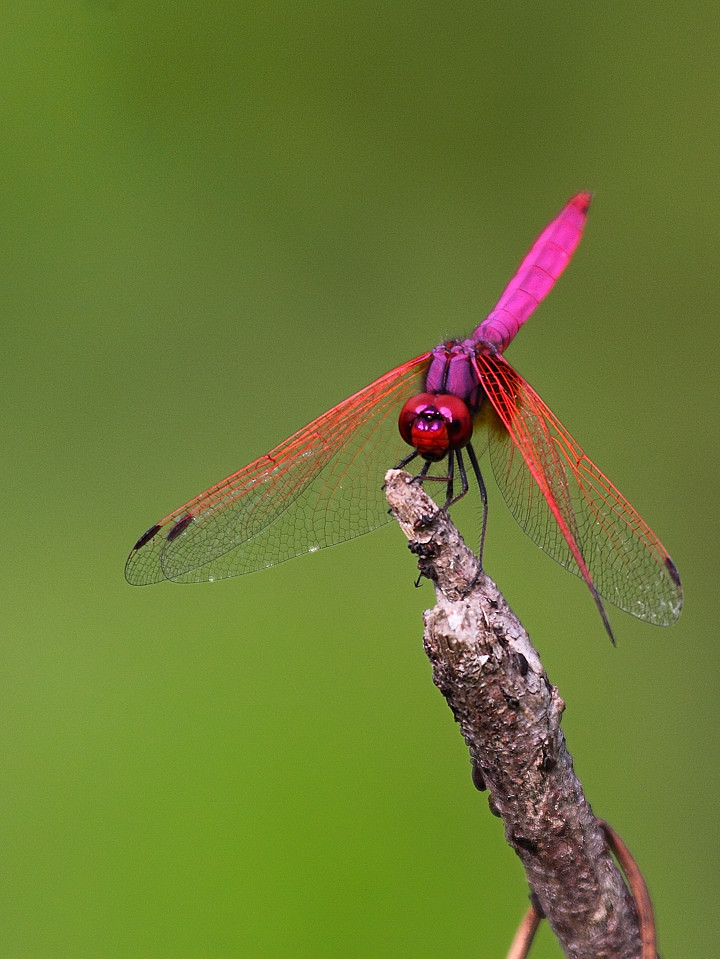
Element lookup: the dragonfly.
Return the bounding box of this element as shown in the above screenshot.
[125,193,683,642]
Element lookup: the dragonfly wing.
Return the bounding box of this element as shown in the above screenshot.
[125,353,430,585]
[475,351,683,627]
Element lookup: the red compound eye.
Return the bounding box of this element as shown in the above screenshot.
[398,393,435,445]
[431,394,473,448]
[398,392,473,461]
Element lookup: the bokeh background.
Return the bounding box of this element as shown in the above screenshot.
[2,2,717,956]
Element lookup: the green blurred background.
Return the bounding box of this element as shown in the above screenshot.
[2,2,717,956]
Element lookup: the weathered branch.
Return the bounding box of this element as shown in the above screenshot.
[384,468,643,959]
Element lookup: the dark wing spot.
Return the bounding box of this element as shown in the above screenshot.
[133,524,162,550]
[665,555,681,587]
[167,513,194,542]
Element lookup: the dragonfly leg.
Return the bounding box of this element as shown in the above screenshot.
[442,449,468,509]
[385,450,420,500]
[394,454,435,487]
[466,443,489,569]
[412,457,446,529]
[412,451,470,536]
[387,453,442,522]
[395,449,420,471]
[415,458,434,482]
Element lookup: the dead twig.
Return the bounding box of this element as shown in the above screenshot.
[385,468,648,959]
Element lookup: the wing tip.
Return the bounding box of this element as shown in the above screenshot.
[125,523,166,586]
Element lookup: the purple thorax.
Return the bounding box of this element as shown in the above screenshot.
[425,339,487,411]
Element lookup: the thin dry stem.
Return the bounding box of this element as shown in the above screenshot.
[506,904,542,959]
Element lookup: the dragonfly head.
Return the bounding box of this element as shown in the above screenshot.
[398,392,473,462]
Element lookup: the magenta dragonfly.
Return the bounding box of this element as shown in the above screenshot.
[125,193,682,641]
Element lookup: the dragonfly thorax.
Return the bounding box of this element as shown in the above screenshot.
[426,339,487,409]
[398,392,473,461]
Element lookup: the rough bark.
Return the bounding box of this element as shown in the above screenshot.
[384,468,642,959]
